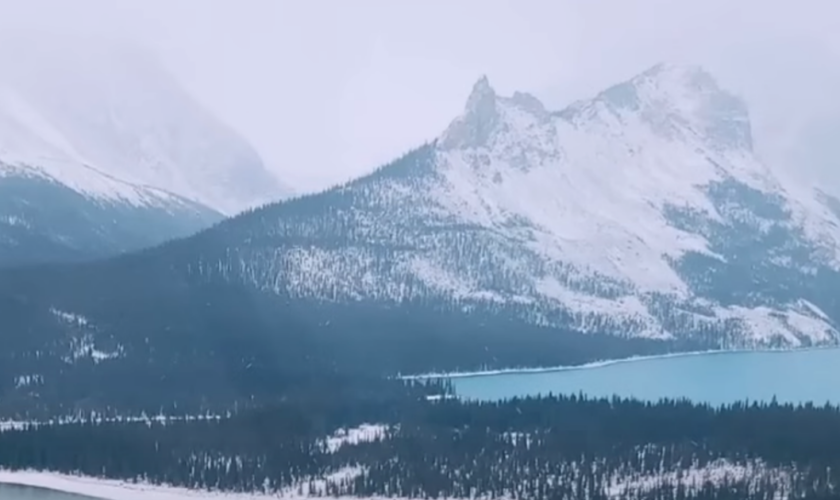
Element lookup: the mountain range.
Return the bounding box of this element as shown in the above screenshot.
[0,35,291,266]
[3,62,840,417]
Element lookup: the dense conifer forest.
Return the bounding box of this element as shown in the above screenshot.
[0,267,694,418]
[3,383,840,500]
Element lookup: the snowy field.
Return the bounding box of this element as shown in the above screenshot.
[1,470,253,500]
[0,424,390,499]
[0,459,791,500]
[0,468,406,500]
[0,423,793,499]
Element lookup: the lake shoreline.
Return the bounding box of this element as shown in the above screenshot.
[402,344,840,381]
[0,469,431,500]
[0,469,263,499]
[0,480,108,499]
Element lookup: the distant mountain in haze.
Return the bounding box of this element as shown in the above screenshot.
[0,34,292,266]
[738,48,840,198]
[4,62,840,416]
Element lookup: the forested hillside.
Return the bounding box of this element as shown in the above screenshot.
[5,63,840,421]
[3,392,839,500]
[0,253,693,418]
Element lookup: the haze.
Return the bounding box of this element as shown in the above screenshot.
[2,0,840,193]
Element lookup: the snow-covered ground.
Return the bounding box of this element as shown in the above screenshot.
[321,424,388,452]
[0,420,796,499]
[0,458,793,500]
[0,421,25,432]
[0,33,290,215]
[0,470,269,500]
[0,467,388,500]
[0,414,225,434]
[0,424,391,499]
[606,459,792,499]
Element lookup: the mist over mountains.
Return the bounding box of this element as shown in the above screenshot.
[3,59,840,416]
[0,34,292,266]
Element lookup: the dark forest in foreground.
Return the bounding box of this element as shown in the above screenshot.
[3,387,840,500]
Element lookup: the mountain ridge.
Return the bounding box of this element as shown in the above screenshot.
[0,35,293,266]
[2,61,840,416]
[0,35,292,214]
[96,61,840,345]
[0,159,222,267]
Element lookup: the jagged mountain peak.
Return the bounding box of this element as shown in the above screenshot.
[439,62,749,158]
[465,75,496,113]
[7,59,840,410]
[580,62,753,151]
[439,75,553,153]
[393,61,838,345]
[439,75,499,150]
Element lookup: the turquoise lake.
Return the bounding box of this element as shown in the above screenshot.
[450,348,840,406]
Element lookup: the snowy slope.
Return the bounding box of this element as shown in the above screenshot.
[711,40,840,205]
[0,34,293,265]
[5,62,840,415]
[0,83,205,209]
[435,64,840,296]
[202,63,840,349]
[0,34,290,215]
[0,457,797,500]
[0,159,221,267]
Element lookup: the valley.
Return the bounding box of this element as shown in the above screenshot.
[3,45,840,499]
[4,63,840,418]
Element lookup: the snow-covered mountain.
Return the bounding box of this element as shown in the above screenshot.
[0,35,291,266]
[7,61,840,416]
[201,62,840,349]
[705,40,840,204]
[0,159,221,266]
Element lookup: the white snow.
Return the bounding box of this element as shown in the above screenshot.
[0,33,290,215]
[0,424,391,498]
[61,334,124,364]
[0,421,25,432]
[534,278,669,338]
[427,63,840,344]
[0,214,30,228]
[436,64,764,296]
[50,308,89,327]
[607,458,792,498]
[718,303,838,346]
[0,458,794,499]
[13,374,44,389]
[1,470,267,500]
[322,424,388,452]
[47,308,125,363]
[218,62,840,348]
[0,84,183,209]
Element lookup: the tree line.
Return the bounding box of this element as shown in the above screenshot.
[3,390,840,499]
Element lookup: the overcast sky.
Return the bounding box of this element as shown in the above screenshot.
[3,0,840,192]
